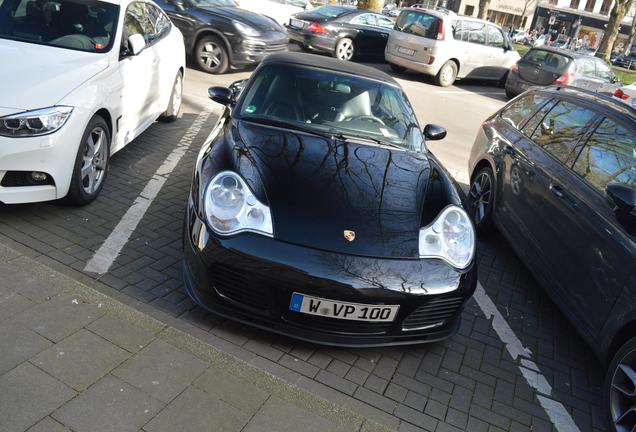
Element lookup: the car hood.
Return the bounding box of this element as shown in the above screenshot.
[199,6,283,31]
[235,121,430,258]
[0,39,109,112]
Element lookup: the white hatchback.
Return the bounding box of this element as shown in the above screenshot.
[0,0,185,205]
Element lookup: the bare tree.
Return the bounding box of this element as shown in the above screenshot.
[520,0,537,28]
[625,5,636,52]
[478,0,490,20]
[596,0,634,62]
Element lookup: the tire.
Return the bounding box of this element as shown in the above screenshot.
[605,336,636,432]
[158,71,183,123]
[469,166,496,235]
[498,71,509,88]
[435,60,458,87]
[505,88,517,100]
[65,115,110,206]
[195,35,229,74]
[334,38,354,61]
[390,63,406,73]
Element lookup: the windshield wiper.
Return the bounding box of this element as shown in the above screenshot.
[241,117,333,140]
[327,130,403,149]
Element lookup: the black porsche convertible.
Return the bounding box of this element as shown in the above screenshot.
[182,53,477,346]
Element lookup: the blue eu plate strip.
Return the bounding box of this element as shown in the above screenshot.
[290,293,304,312]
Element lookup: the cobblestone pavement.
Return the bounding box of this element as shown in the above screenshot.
[0,80,607,431]
[0,243,382,432]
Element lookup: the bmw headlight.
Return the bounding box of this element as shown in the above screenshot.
[204,171,273,237]
[419,206,475,269]
[0,106,73,137]
[233,20,261,37]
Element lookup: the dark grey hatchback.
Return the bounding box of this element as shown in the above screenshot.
[468,86,635,432]
[505,47,620,99]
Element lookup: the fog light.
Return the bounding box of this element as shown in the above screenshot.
[31,172,48,182]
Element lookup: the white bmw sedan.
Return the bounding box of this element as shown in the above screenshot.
[0,0,185,205]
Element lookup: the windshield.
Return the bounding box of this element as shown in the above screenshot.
[311,6,353,19]
[191,0,237,6]
[0,0,119,53]
[395,10,439,39]
[237,65,423,150]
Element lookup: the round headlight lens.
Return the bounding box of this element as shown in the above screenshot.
[208,175,244,221]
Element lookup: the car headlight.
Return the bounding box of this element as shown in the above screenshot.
[204,171,273,237]
[0,106,73,137]
[233,20,261,37]
[419,205,475,269]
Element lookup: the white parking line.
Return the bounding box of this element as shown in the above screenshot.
[473,282,581,432]
[84,108,213,275]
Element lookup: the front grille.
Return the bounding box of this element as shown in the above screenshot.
[0,171,54,187]
[243,41,288,54]
[284,313,394,335]
[210,264,273,310]
[402,297,464,331]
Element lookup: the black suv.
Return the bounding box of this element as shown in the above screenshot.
[468,86,635,432]
[156,0,288,74]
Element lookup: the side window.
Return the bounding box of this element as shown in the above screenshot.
[578,59,596,77]
[521,99,557,136]
[573,117,636,192]
[466,21,486,45]
[452,19,463,40]
[123,2,155,47]
[351,14,376,26]
[147,4,170,38]
[376,15,395,29]
[595,60,612,81]
[500,93,550,130]
[486,25,504,48]
[530,100,597,164]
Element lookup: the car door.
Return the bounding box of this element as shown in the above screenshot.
[522,99,615,337]
[347,13,386,57]
[483,24,508,80]
[154,0,196,42]
[116,1,160,150]
[146,4,175,117]
[565,115,636,338]
[461,20,488,78]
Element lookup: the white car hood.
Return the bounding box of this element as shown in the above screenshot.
[0,39,109,113]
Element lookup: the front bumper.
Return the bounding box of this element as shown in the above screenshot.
[0,108,86,204]
[182,203,477,347]
[230,33,289,67]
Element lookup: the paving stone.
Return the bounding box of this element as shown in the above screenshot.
[0,291,34,322]
[345,366,370,385]
[53,375,163,432]
[404,390,427,411]
[87,314,155,353]
[26,416,70,432]
[354,386,398,413]
[145,386,249,432]
[365,374,389,394]
[0,363,75,432]
[0,323,52,375]
[242,397,349,432]
[425,399,448,421]
[193,367,269,414]
[10,294,103,342]
[113,340,208,403]
[32,329,129,391]
[394,404,438,432]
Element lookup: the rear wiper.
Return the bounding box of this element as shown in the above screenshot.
[241,116,332,139]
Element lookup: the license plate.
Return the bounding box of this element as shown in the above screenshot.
[397,46,416,56]
[289,292,399,322]
[290,19,304,29]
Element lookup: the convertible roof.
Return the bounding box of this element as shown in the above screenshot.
[260,53,399,86]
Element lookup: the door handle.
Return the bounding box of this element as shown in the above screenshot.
[549,183,564,198]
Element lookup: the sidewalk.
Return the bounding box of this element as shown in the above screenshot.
[0,244,389,432]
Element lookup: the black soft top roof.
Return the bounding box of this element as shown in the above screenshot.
[260,52,399,86]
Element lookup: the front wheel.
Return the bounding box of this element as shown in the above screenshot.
[196,36,229,74]
[65,115,110,206]
[469,166,496,235]
[606,337,636,432]
[334,38,354,61]
[435,60,458,87]
[158,71,183,123]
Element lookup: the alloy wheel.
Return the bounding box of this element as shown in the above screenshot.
[200,42,223,69]
[610,348,636,432]
[470,171,492,225]
[80,127,107,195]
[171,74,183,117]
[440,64,455,87]
[336,39,354,61]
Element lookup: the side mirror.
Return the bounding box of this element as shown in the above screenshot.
[423,124,447,141]
[172,0,185,11]
[607,183,636,214]
[127,34,145,56]
[208,86,233,106]
[229,79,247,99]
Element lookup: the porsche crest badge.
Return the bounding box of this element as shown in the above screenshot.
[344,230,356,242]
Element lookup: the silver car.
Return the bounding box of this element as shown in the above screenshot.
[385,8,520,87]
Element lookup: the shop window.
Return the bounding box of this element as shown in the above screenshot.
[584,0,596,12]
[570,0,580,8]
[464,5,475,15]
[599,0,612,14]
